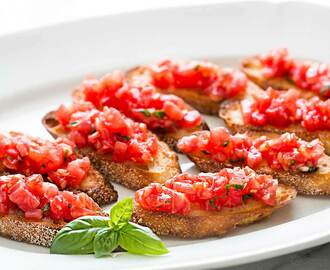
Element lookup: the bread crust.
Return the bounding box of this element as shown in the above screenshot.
[126,66,220,115]
[219,82,330,155]
[0,215,64,247]
[132,184,296,238]
[42,112,181,190]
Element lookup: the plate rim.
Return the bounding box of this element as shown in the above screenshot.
[0,1,330,269]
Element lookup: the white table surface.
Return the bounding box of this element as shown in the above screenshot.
[0,0,329,269]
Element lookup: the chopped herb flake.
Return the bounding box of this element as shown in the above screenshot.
[69,121,79,127]
[243,194,253,201]
[42,203,50,212]
[153,110,166,119]
[223,140,229,147]
[63,149,69,162]
[308,166,318,173]
[209,199,216,208]
[225,184,244,191]
[139,109,152,117]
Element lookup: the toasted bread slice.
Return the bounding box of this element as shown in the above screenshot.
[133,184,296,238]
[241,56,316,99]
[126,66,220,115]
[43,112,181,190]
[0,132,117,206]
[72,81,209,152]
[0,215,64,247]
[185,143,330,196]
[219,82,330,155]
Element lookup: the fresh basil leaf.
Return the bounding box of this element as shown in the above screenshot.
[94,228,119,258]
[118,223,169,255]
[50,216,108,254]
[109,197,133,230]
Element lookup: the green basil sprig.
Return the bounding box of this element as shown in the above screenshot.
[50,198,169,257]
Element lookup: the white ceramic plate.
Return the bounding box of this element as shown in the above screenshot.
[1,1,330,269]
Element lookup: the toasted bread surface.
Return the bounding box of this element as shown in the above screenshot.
[43,112,181,190]
[0,215,64,247]
[126,66,220,115]
[132,184,296,238]
[241,57,316,99]
[219,82,330,155]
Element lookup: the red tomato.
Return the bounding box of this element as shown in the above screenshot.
[150,60,246,100]
[135,167,278,215]
[71,70,203,131]
[0,174,100,222]
[242,87,330,132]
[0,133,90,189]
[55,105,159,164]
[135,183,190,215]
[25,209,43,220]
[259,48,330,98]
[178,127,324,173]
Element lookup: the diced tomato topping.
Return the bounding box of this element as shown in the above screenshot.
[257,48,330,98]
[135,183,190,215]
[55,104,159,164]
[25,209,43,220]
[256,133,324,172]
[0,133,90,189]
[178,127,324,173]
[0,174,101,221]
[242,87,330,131]
[150,60,247,100]
[73,71,202,130]
[135,167,278,215]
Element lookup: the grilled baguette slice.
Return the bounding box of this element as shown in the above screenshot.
[43,112,181,190]
[126,66,220,115]
[219,82,330,155]
[184,137,330,195]
[242,56,317,99]
[0,132,118,206]
[133,184,296,238]
[0,215,64,247]
[72,80,209,152]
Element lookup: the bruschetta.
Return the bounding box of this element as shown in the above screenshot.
[70,71,207,150]
[0,174,103,247]
[178,127,330,195]
[126,60,247,115]
[242,48,330,99]
[43,103,181,190]
[219,84,330,155]
[0,132,117,205]
[132,167,296,238]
